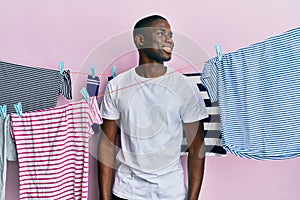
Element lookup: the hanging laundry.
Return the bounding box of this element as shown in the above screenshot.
[86,75,100,97]
[201,27,300,160]
[0,61,72,114]
[183,73,226,156]
[60,70,72,100]
[0,115,17,200]
[86,75,100,134]
[10,97,102,200]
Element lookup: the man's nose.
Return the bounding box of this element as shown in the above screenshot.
[164,34,173,44]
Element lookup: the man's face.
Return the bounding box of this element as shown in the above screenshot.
[141,19,174,63]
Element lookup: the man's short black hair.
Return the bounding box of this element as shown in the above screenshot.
[133,15,167,37]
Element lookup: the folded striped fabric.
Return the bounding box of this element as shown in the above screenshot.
[0,61,72,114]
[182,73,226,156]
[201,27,300,160]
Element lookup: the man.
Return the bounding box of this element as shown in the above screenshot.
[99,15,208,200]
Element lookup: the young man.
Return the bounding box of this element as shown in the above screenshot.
[99,15,208,200]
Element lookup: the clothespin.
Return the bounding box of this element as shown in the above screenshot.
[215,43,223,61]
[112,65,117,78]
[91,65,96,78]
[0,105,7,120]
[80,87,91,103]
[60,61,64,75]
[14,102,23,118]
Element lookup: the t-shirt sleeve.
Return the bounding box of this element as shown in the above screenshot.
[181,81,208,123]
[99,82,120,120]
[200,59,218,102]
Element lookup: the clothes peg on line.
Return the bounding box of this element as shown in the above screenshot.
[80,87,91,103]
[60,61,64,75]
[14,102,23,118]
[91,65,96,78]
[215,43,223,62]
[112,65,117,78]
[0,104,7,120]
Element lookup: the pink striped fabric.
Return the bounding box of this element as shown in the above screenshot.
[11,97,102,200]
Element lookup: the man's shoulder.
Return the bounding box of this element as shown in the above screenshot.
[108,68,135,86]
[166,67,191,84]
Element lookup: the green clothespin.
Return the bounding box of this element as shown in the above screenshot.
[14,102,23,118]
[215,43,223,61]
[60,61,64,74]
[80,87,91,103]
[91,65,96,78]
[112,65,117,78]
[0,105,7,120]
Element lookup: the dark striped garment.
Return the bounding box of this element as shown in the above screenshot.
[0,61,72,114]
[182,73,226,156]
[87,75,100,97]
[87,75,100,134]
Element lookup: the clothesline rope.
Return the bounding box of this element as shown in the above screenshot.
[70,61,206,77]
[95,61,204,98]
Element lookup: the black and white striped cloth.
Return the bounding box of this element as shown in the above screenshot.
[182,73,227,156]
[0,61,72,114]
[60,70,72,100]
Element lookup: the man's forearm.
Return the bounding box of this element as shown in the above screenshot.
[98,137,115,200]
[187,147,205,200]
[185,121,206,200]
[98,120,118,200]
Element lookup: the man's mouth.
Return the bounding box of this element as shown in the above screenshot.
[162,46,173,54]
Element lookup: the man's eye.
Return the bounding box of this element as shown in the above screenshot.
[157,32,164,35]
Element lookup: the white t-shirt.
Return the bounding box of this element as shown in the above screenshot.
[100,67,208,200]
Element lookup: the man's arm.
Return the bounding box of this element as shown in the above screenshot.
[184,121,206,200]
[98,119,119,200]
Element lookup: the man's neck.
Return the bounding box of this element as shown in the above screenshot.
[135,63,167,78]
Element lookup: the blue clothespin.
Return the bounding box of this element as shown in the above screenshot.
[112,65,117,78]
[60,61,64,75]
[215,43,223,61]
[14,102,23,118]
[80,87,91,103]
[0,105,7,120]
[91,65,96,78]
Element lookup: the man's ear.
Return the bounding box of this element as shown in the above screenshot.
[134,34,144,49]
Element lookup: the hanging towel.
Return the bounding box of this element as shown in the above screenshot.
[86,75,100,134]
[201,27,300,160]
[86,75,100,97]
[10,97,102,200]
[0,61,72,114]
[183,73,226,156]
[0,115,18,200]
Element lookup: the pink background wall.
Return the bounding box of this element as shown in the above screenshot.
[1,0,300,199]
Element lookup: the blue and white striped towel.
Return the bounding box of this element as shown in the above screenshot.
[201,27,300,160]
